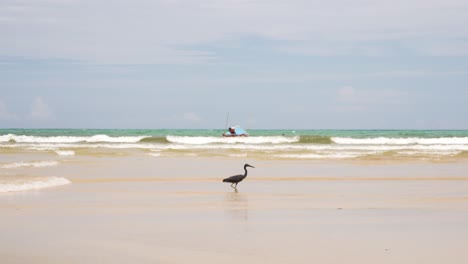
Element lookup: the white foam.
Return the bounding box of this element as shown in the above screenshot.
[0,177,71,193]
[0,160,59,169]
[27,143,155,150]
[332,137,468,145]
[228,153,248,157]
[166,135,298,145]
[154,143,468,153]
[3,133,468,160]
[397,150,461,156]
[55,150,75,156]
[0,134,146,143]
[10,141,466,154]
[9,141,466,158]
[275,152,367,159]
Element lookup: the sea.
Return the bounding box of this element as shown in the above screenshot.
[2,129,468,193]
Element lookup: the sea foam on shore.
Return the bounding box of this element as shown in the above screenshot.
[1,129,468,161]
[0,161,59,169]
[0,176,71,193]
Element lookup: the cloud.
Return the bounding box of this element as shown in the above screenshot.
[0,99,18,121]
[274,40,394,57]
[2,0,468,63]
[28,97,53,120]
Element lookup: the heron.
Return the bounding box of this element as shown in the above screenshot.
[223,164,255,190]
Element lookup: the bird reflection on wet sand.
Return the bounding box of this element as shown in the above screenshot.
[224,191,249,224]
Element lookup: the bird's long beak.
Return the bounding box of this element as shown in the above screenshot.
[248,165,255,168]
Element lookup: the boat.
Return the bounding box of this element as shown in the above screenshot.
[223,126,249,137]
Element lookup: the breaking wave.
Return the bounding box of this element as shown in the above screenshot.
[332,137,468,145]
[275,152,370,159]
[2,131,468,161]
[298,135,334,144]
[55,150,75,156]
[0,160,59,169]
[139,136,169,143]
[0,134,146,143]
[0,176,71,193]
[166,135,297,145]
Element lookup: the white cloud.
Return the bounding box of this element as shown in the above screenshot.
[2,0,468,63]
[28,97,53,120]
[0,99,18,121]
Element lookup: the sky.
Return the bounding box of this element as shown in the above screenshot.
[1,0,468,129]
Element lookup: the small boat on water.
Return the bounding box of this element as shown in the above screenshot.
[223,126,249,137]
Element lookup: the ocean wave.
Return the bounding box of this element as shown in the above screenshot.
[331,137,468,145]
[274,149,462,160]
[2,132,468,161]
[25,143,155,150]
[0,134,147,143]
[3,133,468,147]
[3,140,468,154]
[139,136,169,143]
[166,135,298,145]
[275,152,369,159]
[0,160,59,169]
[55,150,75,156]
[0,176,71,193]
[228,153,248,158]
[298,135,334,144]
[155,143,468,152]
[155,143,466,160]
[397,150,461,156]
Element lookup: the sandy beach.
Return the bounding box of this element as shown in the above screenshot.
[3,0,468,261]
[1,156,468,264]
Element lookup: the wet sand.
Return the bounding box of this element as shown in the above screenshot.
[1,157,468,263]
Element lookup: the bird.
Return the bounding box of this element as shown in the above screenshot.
[223,163,255,190]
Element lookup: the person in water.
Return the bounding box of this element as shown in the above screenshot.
[222,127,236,136]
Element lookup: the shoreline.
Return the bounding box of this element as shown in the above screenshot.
[1,157,468,263]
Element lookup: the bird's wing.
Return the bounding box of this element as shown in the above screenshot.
[223,174,243,182]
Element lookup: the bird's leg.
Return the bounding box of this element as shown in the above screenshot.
[230,183,236,189]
